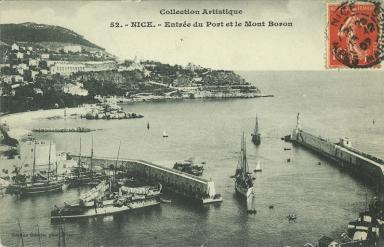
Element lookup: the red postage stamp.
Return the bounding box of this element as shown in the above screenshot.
[327,1,382,68]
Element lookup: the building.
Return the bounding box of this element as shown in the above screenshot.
[31,70,39,80]
[11,43,19,51]
[12,75,23,83]
[16,68,24,75]
[19,139,57,173]
[0,64,10,69]
[62,82,88,96]
[16,52,24,59]
[40,69,49,75]
[63,45,82,53]
[50,62,85,75]
[29,59,38,67]
[17,63,28,70]
[41,54,50,59]
[83,61,117,72]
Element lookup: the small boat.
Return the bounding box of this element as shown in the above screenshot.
[234,133,254,198]
[283,148,291,151]
[287,158,291,163]
[51,197,160,221]
[51,182,162,221]
[147,122,150,130]
[68,136,105,187]
[253,161,262,172]
[247,192,257,214]
[160,198,172,203]
[162,131,168,138]
[251,114,261,145]
[173,161,204,176]
[7,140,66,196]
[287,214,297,222]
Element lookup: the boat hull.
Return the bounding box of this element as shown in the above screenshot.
[7,181,65,195]
[235,182,253,198]
[51,198,160,220]
[252,134,261,145]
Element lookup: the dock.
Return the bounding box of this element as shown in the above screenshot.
[69,155,223,204]
[288,113,384,191]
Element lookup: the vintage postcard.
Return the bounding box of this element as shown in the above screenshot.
[0,0,383,246]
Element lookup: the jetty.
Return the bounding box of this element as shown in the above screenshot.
[287,113,384,192]
[69,154,223,204]
[32,127,95,133]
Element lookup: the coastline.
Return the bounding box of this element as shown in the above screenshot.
[0,106,87,127]
[0,94,274,125]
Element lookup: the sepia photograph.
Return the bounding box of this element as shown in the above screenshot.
[0,0,383,246]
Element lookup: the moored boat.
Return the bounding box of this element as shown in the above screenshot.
[251,114,261,145]
[234,133,254,198]
[7,140,66,196]
[51,181,162,221]
[173,160,204,176]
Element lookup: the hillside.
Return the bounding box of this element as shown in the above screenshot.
[0,22,264,113]
[0,22,102,49]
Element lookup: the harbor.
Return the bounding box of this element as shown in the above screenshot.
[69,154,222,204]
[0,72,383,246]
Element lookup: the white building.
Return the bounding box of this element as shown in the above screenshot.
[16,68,24,75]
[50,62,85,75]
[19,139,57,173]
[11,43,19,51]
[41,54,50,59]
[40,69,49,75]
[29,59,38,67]
[31,70,39,80]
[17,63,28,70]
[62,82,88,96]
[63,45,82,53]
[12,75,23,83]
[16,52,24,59]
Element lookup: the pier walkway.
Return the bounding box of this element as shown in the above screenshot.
[69,155,222,204]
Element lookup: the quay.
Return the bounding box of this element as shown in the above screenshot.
[288,114,384,191]
[32,127,95,133]
[69,154,223,204]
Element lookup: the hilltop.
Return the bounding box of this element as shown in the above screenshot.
[0,22,102,50]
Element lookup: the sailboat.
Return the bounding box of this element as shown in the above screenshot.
[254,161,262,172]
[8,141,65,195]
[68,136,104,186]
[251,114,261,145]
[247,191,257,214]
[162,131,168,138]
[234,133,254,198]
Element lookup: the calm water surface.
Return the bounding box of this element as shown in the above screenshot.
[1,71,384,247]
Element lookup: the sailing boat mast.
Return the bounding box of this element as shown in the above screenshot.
[255,115,259,135]
[78,136,82,179]
[90,136,94,173]
[243,133,248,176]
[32,141,37,184]
[114,141,121,179]
[48,141,51,182]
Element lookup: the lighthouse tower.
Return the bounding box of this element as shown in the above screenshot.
[291,113,302,140]
[296,113,301,130]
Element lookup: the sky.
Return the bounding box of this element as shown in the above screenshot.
[0,0,361,70]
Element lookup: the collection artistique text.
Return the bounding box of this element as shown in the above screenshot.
[160,9,243,15]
